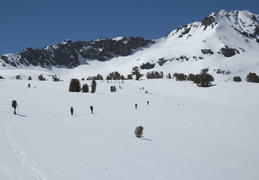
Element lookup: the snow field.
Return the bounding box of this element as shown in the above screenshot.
[0,79,259,180]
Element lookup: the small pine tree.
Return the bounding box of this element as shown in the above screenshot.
[233,76,242,82]
[52,75,60,82]
[110,86,117,92]
[69,79,81,92]
[96,74,104,80]
[195,69,214,87]
[91,79,97,93]
[173,73,187,81]
[246,72,259,83]
[38,74,46,81]
[134,126,144,138]
[82,84,89,93]
[127,74,133,80]
[187,73,196,81]
[166,73,172,79]
[131,66,143,80]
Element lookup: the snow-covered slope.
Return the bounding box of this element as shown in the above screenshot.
[0,78,259,180]
[0,9,259,180]
[0,10,259,81]
[123,10,259,78]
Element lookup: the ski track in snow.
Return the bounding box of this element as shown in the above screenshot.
[133,159,165,180]
[0,165,14,179]
[1,118,50,180]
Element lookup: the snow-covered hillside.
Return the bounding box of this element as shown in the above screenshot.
[0,10,259,81]
[0,77,259,180]
[0,10,259,179]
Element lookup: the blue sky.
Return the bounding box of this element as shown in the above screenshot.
[0,0,259,55]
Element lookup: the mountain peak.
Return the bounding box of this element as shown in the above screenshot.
[210,10,259,27]
[0,10,259,79]
[211,9,255,17]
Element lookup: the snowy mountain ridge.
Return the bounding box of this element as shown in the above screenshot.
[0,10,259,81]
[0,10,259,180]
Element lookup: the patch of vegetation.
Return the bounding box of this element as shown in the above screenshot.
[69,79,81,92]
[214,69,231,75]
[233,76,242,82]
[173,73,187,81]
[91,79,97,93]
[140,62,155,69]
[38,74,46,81]
[82,84,89,93]
[131,66,143,80]
[134,126,144,138]
[146,71,164,79]
[106,71,125,80]
[194,69,214,87]
[246,72,259,83]
[110,86,117,92]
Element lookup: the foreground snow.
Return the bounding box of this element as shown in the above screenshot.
[0,79,259,180]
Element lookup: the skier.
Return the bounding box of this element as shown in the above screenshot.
[90,106,93,114]
[147,101,149,105]
[12,100,18,114]
[135,103,137,109]
[70,107,74,115]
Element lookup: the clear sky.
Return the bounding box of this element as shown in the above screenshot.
[0,0,259,55]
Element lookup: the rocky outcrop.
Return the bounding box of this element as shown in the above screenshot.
[0,37,154,68]
[1,10,259,69]
[218,46,240,57]
[201,49,214,55]
[74,37,153,61]
[201,15,217,30]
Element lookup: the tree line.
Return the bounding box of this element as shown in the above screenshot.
[69,79,97,93]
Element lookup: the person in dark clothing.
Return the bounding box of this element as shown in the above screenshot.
[147,101,149,105]
[90,106,93,114]
[12,100,18,114]
[135,104,137,109]
[70,107,74,115]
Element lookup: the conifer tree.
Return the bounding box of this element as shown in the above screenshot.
[131,66,143,80]
[82,84,89,93]
[127,74,133,80]
[134,126,144,138]
[69,78,81,92]
[246,72,259,83]
[233,76,242,82]
[38,74,46,81]
[110,85,117,92]
[91,79,97,93]
[195,69,214,87]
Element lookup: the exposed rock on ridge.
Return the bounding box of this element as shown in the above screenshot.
[1,10,259,70]
[0,37,154,68]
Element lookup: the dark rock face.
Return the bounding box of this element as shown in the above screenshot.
[218,46,240,57]
[157,58,168,66]
[140,62,155,70]
[18,40,79,68]
[201,15,216,30]
[0,55,17,67]
[74,37,153,61]
[254,26,259,42]
[176,25,192,38]
[1,37,154,68]
[201,49,214,55]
